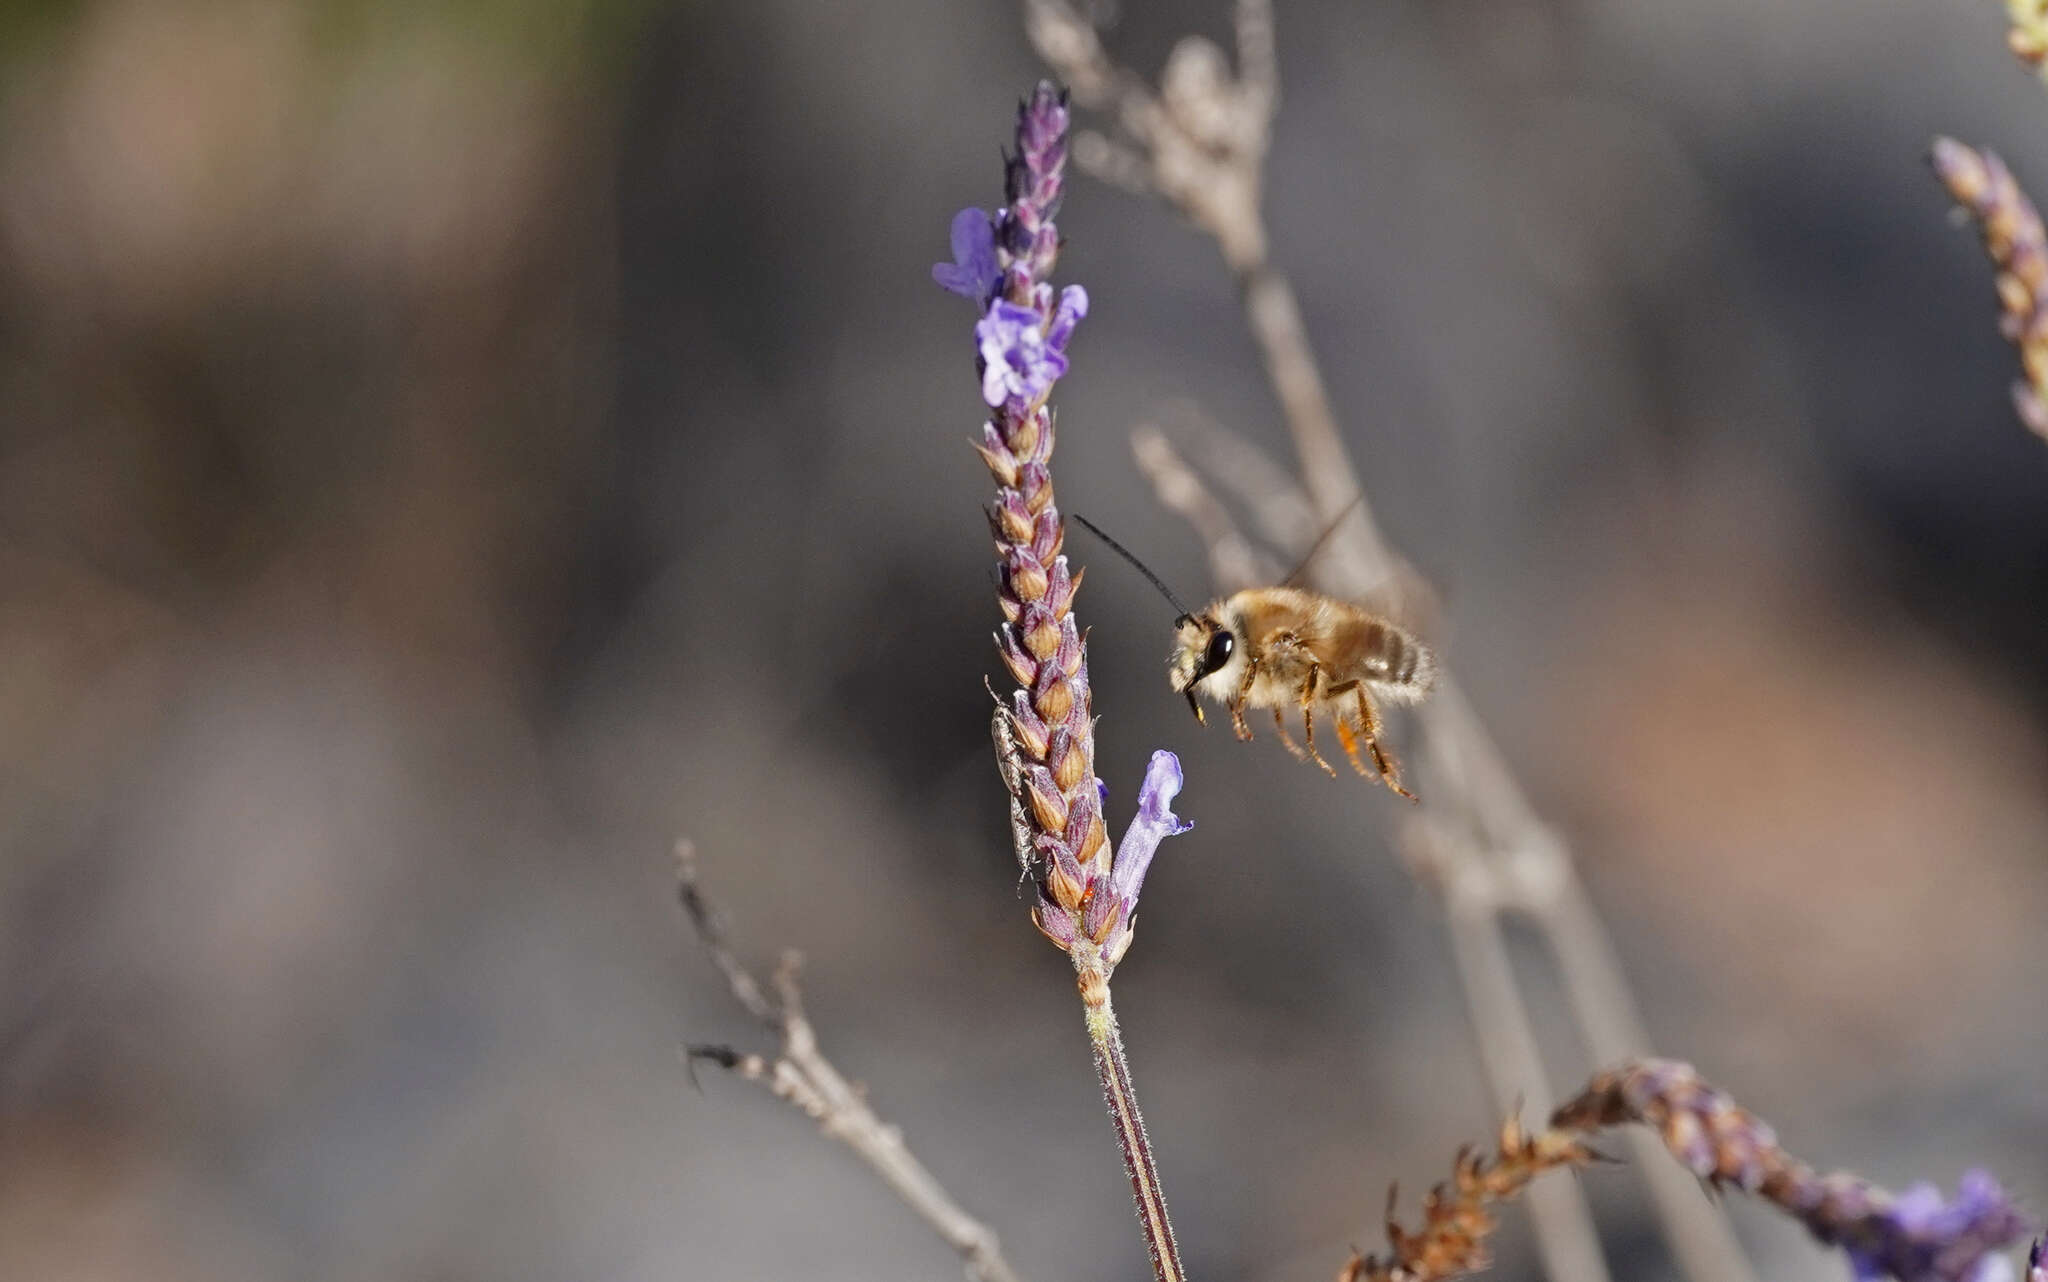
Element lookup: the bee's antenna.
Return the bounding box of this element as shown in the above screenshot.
[1280,493,1367,588]
[1069,514,1196,620]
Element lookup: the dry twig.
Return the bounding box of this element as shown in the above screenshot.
[1339,1116,1599,1282]
[1025,7,1758,1282]
[677,841,1026,1282]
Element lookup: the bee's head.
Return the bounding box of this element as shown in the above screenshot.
[1169,612,1236,723]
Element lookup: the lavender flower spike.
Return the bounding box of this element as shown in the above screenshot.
[962,81,1189,1282]
[961,81,1115,974]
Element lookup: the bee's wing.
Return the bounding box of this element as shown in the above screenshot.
[1351,555,1447,655]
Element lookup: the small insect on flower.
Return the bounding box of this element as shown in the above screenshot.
[1073,511,1436,801]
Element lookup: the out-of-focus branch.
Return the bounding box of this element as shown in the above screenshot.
[1131,424,1276,593]
[677,842,1027,1282]
[1126,440,1610,1282]
[1432,837,1614,1282]
[1030,7,1760,1282]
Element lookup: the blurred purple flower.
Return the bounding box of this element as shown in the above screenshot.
[932,207,1000,303]
[1844,1171,2029,1282]
[1107,750,1192,912]
[977,299,1067,407]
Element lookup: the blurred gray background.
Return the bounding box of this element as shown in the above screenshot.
[3,1,2047,1279]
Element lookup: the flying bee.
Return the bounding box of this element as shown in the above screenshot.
[1072,512,1436,800]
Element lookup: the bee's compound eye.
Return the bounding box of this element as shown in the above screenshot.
[1204,631,1234,673]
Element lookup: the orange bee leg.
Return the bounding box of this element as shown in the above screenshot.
[1271,706,1311,762]
[1297,666,1338,777]
[1332,712,1373,778]
[1328,680,1416,801]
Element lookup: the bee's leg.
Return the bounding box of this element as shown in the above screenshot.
[1327,689,1374,778]
[1331,681,1416,801]
[1297,664,1338,777]
[1271,706,1310,761]
[1229,656,1259,741]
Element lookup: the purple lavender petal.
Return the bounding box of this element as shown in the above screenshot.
[1046,284,1089,350]
[1894,1185,1949,1236]
[1847,1171,2029,1282]
[933,207,1000,301]
[1108,750,1192,910]
[976,299,1070,407]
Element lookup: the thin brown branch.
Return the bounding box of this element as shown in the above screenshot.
[677,843,1026,1282]
[1032,8,1760,1282]
[1130,424,1277,593]
[1430,829,1614,1282]
[676,840,776,1026]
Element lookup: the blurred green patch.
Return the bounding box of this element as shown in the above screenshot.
[0,0,87,63]
[0,0,670,84]
[311,0,667,82]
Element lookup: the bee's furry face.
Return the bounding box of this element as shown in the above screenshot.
[1168,616,1209,694]
[1168,610,1241,718]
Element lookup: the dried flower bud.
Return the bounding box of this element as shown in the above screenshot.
[1007,558,1050,603]
[1033,677,1074,725]
[1023,766,1069,832]
[996,630,1037,687]
[1033,900,1078,947]
[1045,848,1087,912]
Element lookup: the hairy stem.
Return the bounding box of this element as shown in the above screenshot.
[1081,973,1186,1282]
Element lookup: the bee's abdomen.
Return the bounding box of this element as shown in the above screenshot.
[1386,629,1424,686]
[1332,615,1428,690]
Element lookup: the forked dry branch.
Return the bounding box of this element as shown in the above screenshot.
[1023,4,1756,1281]
[677,842,1027,1282]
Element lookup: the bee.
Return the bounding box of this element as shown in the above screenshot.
[1073,513,1435,800]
